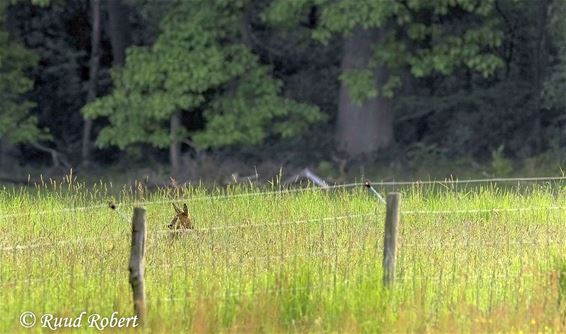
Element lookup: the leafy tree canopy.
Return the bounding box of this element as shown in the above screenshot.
[83,0,324,150]
[0,2,47,144]
[266,0,504,102]
[544,1,566,110]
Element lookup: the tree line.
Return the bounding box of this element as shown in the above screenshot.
[1,0,565,177]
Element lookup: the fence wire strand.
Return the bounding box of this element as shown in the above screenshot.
[0,212,377,251]
[0,268,126,288]
[1,175,565,220]
[150,212,377,235]
[0,233,129,252]
[401,205,566,215]
[0,183,361,220]
[370,175,566,186]
[154,270,548,304]
[149,244,375,270]
[5,203,566,251]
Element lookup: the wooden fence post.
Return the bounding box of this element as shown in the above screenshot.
[383,192,400,287]
[129,207,146,325]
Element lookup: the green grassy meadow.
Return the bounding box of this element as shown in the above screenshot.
[2,179,566,333]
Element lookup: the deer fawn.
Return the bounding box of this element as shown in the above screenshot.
[168,203,193,230]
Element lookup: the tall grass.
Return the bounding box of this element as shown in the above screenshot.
[1,180,566,332]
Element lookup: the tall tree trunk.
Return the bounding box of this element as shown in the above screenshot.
[0,140,15,173]
[532,0,549,153]
[82,0,101,167]
[108,0,131,67]
[169,112,182,177]
[336,27,393,157]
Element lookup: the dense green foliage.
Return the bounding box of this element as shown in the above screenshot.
[1,0,566,174]
[544,2,566,111]
[0,3,44,144]
[267,0,503,102]
[83,0,323,150]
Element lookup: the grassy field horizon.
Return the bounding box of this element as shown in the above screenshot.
[2,178,566,332]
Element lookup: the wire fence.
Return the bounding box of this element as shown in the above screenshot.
[1,175,566,220]
[369,175,566,186]
[0,233,130,252]
[401,205,566,215]
[4,234,564,278]
[0,212,376,252]
[4,203,566,251]
[0,182,363,220]
[148,244,376,270]
[151,212,377,235]
[0,268,126,288]
[0,270,554,329]
[2,264,548,299]
[153,270,550,304]
[4,177,566,323]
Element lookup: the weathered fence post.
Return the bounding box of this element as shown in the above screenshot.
[129,207,146,325]
[383,192,400,287]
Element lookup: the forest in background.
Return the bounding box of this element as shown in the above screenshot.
[2,0,566,183]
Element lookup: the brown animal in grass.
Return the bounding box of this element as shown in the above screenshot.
[168,203,193,230]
